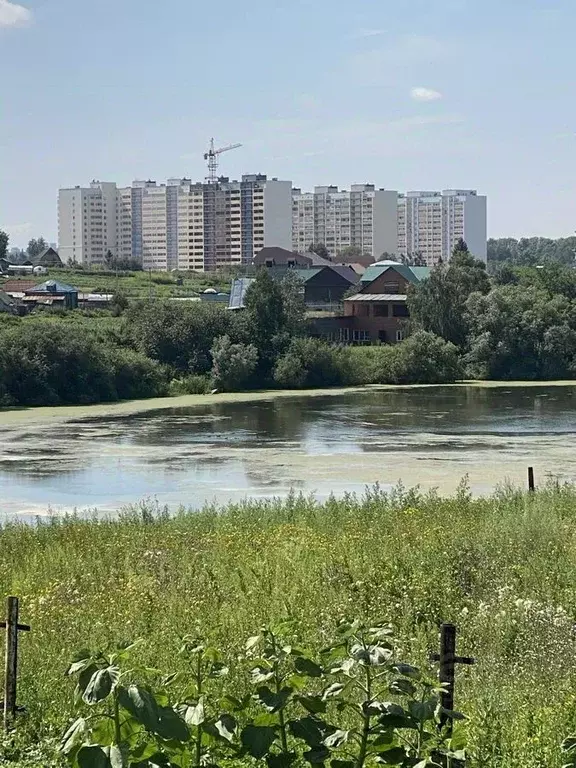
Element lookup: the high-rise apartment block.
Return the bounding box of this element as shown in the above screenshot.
[397,190,487,265]
[58,178,487,271]
[292,185,398,260]
[58,175,292,270]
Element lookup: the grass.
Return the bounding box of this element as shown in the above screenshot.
[0,266,232,298]
[3,483,576,766]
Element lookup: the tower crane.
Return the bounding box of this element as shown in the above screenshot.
[204,138,242,183]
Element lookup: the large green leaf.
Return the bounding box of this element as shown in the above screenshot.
[83,667,120,705]
[241,724,277,758]
[67,653,94,677]
[298,695,327,715]
[389,679,417,697]
[373,746,407,764]
[288,717,326,748]
[117,685,159,732]
[266,752,297,768]
[155,706,190,742]
[109,744,128,768]
[77,745,112,768]
[322,683,345,701]
[303,746,330,764]
[215,713,237,742]
[180,696,204,726]
[323,730,348,748]
[251,665,275,684]
[60,717,88,756]
[409,700,436,723]
[294,657,323,678]
[76,664,99,701]
[257,685,293,712]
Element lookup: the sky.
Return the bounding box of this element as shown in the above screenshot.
[1,0,576,246]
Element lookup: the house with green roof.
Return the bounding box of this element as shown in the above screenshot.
[339,261,432,344]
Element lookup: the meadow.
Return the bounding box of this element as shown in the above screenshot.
[2,483,576,766]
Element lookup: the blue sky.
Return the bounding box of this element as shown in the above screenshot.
[1,0,575,246]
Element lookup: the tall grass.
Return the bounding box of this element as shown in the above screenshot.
[2,484,576,766]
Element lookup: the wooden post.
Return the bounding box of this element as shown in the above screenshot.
[2,596,30,730]
[528,466,535,492]
[431,622,474,735]
[3,597,19,730]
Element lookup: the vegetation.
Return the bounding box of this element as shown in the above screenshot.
[408,241,576,380]
[2,483,576,766]
[488,236,576,268]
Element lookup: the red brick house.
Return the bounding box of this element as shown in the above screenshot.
[310,261,431,344]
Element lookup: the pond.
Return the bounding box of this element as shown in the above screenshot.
[1,384,576,520]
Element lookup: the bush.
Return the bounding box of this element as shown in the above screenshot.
[394,330,462,384]
[168,374,211,396]
[274,338,350,389]
[0,321,166,406]
[210,335,258,391]
[344,345,399,385]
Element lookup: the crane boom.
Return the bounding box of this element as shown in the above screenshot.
[204,138,243,182]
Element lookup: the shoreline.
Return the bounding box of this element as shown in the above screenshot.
[1,379,575,426]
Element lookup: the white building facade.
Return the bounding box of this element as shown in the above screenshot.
[58,175,292,271]
[398,189,487,265]
[57,181,118,266]
[292,185,398,260]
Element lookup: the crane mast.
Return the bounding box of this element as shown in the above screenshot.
[204,138,242,183]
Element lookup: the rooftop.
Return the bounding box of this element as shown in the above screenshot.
[345,294,408,302]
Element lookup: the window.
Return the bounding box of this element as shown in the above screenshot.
[373,304,388,317]
[352,330,370,342]
[396,330,404,342]
[392,304,409,318]
[378,330,387,342]
[339,328,349,342]
[382,282,400,293]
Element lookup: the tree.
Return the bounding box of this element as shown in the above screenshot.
[0,229,8,260]
[273,338,349,389]
[308,242,330,259]
[210,335,258,391]
[243,269,307,375]
[407,240,490,347]
[337,245,363,260]
[394,331,462,384]
[465,285,576,380]
[27,237,48,260]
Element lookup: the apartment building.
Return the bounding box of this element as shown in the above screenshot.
[57,181,118,265]
[59,175,292,271]
[398,189,487,265]
[292,184,398,260]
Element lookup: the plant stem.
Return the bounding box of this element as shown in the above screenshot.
[271,633,289,754]
[195,653,203,768]
[355,664,371,768]
[113,690,121,746]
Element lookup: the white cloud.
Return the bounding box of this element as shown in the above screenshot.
[0,0,32,28]
[411,87,443,102]
[353,28,386,38]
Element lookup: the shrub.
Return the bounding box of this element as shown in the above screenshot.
[168,374,211,396]
[344,345,399,385]
[274,338,350,389]
[211,335,258,391]
[394,330,462,384]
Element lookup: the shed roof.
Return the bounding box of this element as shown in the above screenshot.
[360,264,431,285]
[26,279,78,294]
[345,294,408,302]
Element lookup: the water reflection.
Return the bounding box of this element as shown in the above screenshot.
[1,385,576,518]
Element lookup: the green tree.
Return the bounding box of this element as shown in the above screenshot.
[394,331,462,384]
[0,229,8,260]
[274,338,349,389]
[407,240,491,347]
[127,301,234,372]
[26,236,48,260]
[337,245,363,259]
[466,284,576,379]
[308,242,330,259]
[243,270,292,379]
[210,335,258,391]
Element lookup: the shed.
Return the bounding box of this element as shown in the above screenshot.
[24,279,79,309]
[34,246,63,267]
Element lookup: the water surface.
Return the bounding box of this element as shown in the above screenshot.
[1,385,575,519]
